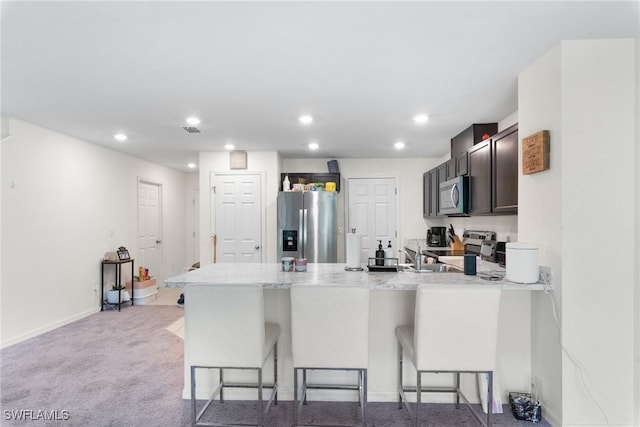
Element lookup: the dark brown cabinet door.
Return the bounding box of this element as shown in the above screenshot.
[468,140,492,215]
[436,164,448,216]
[423,172,430,218]
[456,152,468,176]
[446,158,456,179]
[492,125,518,214]
[429,169,439,217]
[423,168,441,217]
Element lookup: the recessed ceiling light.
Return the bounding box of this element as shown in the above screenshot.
[299,115,313,125]
[187,162,196,169]
[394,141,406,150]
[413,114,429,124]
[308,142,319,150]
[186,117,201,125]
[114,134,127,141]
[224,143,235,150]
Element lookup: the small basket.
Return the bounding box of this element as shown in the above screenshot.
[509,392,542,423]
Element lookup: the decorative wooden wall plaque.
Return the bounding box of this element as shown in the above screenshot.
[522,130,550,175]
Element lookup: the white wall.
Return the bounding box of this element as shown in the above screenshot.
[198,151,280,264]
[1,118,188,347]
[635,34,640,427]
[184,172,199,268]
[519,44,564,426]
[519,39,638,426]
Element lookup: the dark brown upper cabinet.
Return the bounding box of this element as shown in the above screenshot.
[491,124,518,214]
[422,172,429,218]
[455,152,468,176]
[467,124,519,215]
[446,158,456,180]
[450,123,498,158]
[429,169,439,217]
[422,167,442,218]
[280,172,341,192]
[467,140,493,215]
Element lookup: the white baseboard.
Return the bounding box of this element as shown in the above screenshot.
[1,307,100,349]
[539,399,561,427]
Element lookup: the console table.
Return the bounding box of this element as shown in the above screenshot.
[101,259,135,311]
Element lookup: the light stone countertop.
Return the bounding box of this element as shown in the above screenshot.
[164,262,545,291]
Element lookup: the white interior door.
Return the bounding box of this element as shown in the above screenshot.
[213,173,262,263]
[138,180,162,286]
[347,178,397,264]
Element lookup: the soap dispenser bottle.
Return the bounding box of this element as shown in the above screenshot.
[384,241,393,265]
[415,245,422,271]
[375,240,385,266]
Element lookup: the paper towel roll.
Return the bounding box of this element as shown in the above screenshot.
[346,233,362,269]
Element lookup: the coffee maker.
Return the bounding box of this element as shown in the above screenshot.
[427,226,447,247]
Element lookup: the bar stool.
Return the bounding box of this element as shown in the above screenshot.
[396,285,502,427]
[185,284,280,427]
[290,284,370,426]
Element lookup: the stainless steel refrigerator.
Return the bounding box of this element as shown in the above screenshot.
[277,191,337,262]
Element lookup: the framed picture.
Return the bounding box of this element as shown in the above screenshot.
[117,247,130,261]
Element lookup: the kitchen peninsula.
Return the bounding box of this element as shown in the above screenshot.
[165,262,545,402]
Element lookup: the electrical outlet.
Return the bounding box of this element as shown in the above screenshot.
[539,266,553,289]
[530,376,541,401]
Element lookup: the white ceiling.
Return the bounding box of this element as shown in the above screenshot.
[2,1,638,172]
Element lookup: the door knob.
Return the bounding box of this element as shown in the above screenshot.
[156,240,162,244]
[255,245,260,250]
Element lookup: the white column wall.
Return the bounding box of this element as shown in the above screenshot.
[1,118,188,347]
[635,33,640,427]
[518,44,564,426]
[560,39,636,426]
[519,39,638,426]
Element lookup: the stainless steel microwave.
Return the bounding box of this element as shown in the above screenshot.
[439,176,468,215]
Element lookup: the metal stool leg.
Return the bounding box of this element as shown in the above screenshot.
[397,343,403,409]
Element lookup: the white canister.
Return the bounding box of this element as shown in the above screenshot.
[383,247,394,266]
[506,243,539,284]
[294,258,308,272]
[282,257,295,272]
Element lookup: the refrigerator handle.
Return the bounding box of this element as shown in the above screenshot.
[302,208,308,258]
[298,208,304,256]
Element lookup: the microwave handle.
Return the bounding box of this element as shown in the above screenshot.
[450,183,458,207]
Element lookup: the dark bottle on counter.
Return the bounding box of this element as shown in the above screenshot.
[375,240,385,266]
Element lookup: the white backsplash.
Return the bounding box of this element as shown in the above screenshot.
[423,215,518,242]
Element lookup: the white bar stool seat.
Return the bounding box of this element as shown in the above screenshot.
[185,284,280,427]
[290,284,370,426]
[396,285,502,427]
